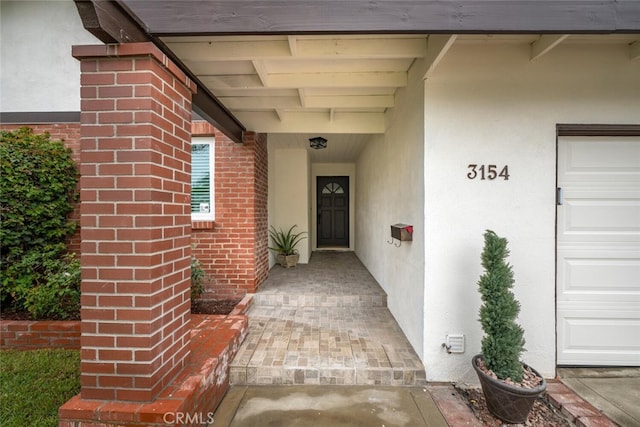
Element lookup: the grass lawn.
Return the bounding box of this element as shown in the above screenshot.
[0,349,80,427]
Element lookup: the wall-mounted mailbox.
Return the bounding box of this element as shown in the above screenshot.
[390,224,413,242]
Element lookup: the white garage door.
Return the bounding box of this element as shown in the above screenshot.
[557,136,640,366]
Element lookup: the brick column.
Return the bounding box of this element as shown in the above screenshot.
[246,132,269,290]
[73,43,195,402]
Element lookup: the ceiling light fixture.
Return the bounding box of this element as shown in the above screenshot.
[309,136,327,150]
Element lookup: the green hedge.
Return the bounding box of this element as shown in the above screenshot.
[0,128,80,319]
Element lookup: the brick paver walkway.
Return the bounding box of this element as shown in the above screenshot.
[230,251,426,386]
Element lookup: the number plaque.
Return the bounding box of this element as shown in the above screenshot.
[467,164,510,181]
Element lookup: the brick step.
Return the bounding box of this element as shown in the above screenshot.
[251,292,387,308]
[229,306,426,387]
[230,365,426,386]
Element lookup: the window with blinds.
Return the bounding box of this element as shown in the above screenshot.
[191,137,214,220]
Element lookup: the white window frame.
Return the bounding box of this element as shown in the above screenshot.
[191,136,215,221]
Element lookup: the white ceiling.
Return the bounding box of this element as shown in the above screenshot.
[162,34,428,135]
[165,33,639,161]
[268,133,373,163]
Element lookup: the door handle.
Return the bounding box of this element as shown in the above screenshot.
[557,187,563,206]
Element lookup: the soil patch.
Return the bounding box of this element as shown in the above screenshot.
[0,306,80,321]
[456,386,574,426]
[191,299,240,315]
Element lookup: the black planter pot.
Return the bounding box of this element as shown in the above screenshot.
[472,354,547,424]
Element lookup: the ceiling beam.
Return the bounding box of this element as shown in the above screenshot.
[165,38,427,61]
[204,72,407,89]
[530,34,570,61]
[268,72,407,88]
[168,40,291,61]
[200,75,264,89]
[74,0,149,43]
[423,35,457,79]
[219,95,395,110]
[294,38,427,59]
[219,96,301,110]
[192,88,244,143]
[234,111,386,134]
[122,1,640,35]
[305,95,394,109]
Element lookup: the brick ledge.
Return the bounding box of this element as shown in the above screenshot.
[59,313,249,427]
[1,319,80,350]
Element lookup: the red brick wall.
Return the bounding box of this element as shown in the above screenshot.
[0,123,82,254]
[1,119,270,303]
[0,320,80,350]
[191,124,269,299]
[73,43,195,402]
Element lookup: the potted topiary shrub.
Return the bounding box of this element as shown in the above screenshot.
[268,225,307,268]
[472,230,547,424]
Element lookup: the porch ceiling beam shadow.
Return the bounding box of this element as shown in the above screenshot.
[252,60,269,86]
[298,89,307,108]
[275,109,287,122]
[423,35,456,80]
[631,41,640,60]
[121,1,640,35]
[530,34,570,61]
[288,36,298,56]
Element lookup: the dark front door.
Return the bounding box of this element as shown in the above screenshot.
[317,176,349,247]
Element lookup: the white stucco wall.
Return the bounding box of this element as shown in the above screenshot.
[0,0,99,112]
[311,163,356,251]
[423,42,640,383]
[268,144,312,265]
[355,58,427,358]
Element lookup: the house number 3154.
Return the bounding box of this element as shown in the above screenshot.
[467,164,510,180]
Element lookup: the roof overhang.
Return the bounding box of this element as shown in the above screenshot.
[75,1,640,140]
[120,0,640,35]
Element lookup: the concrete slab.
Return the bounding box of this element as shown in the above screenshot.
[211,385,449,427]
[559,368,640,427]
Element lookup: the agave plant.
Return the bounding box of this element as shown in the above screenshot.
[268,225,307,256]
